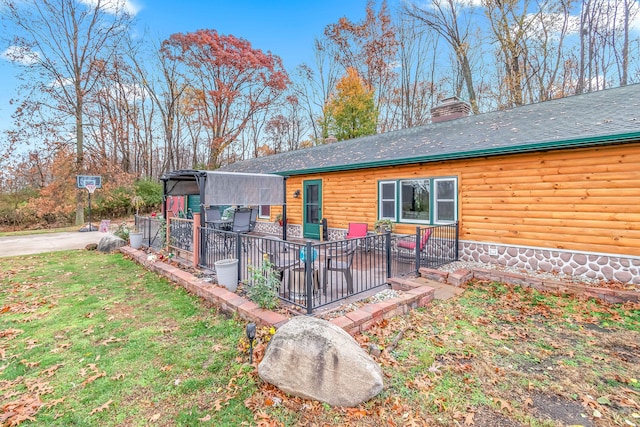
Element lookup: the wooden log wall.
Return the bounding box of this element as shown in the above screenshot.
[277,142,640,257]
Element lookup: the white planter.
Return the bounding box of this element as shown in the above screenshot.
[215,258,239,292]
[129,232,143,249]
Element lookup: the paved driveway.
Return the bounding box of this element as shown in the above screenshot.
[0,231,106,257]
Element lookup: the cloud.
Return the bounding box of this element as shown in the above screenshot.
[79,0,141,16]
[1,45,40,65]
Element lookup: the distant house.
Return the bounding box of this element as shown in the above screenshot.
[222,85,640,284]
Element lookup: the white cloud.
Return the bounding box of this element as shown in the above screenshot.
[1,45,40,65]
[79,0,141,16]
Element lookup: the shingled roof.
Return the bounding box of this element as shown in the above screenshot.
[222,84,640,176]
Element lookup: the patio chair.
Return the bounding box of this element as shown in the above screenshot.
[323,240,357,295]
[258,237,301,283]
[205,206,222,222]
[249,207,258,231]
[232,208,252,233]
[346,222,368,239]
[397,228,431,259]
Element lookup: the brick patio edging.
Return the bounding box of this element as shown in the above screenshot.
[119,247,435,334]
[420,267,639,304]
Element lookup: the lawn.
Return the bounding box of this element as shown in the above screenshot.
[0,251,638,426]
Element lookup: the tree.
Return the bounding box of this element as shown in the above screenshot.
[1,0,136,225]
[323,67,377,141]
[403,0,481,114]
[161,29,290,168]
[324,0,398,131]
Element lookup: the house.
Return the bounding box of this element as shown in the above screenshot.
[222,84,640,284]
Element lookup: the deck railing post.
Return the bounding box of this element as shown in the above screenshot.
[236,233,242,280]
[385,231,392,279]
[414,227,421,275]
[305,241,313,315]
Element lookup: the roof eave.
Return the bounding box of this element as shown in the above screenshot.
[273,131,640,176]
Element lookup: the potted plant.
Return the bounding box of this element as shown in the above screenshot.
[275,213,286,227]
[374,218,393,233]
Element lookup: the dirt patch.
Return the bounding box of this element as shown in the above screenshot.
[530,391,594,427]
[472,406,524,426]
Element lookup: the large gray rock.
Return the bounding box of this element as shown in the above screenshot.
[97,234,126,253]
[258,316,383,407]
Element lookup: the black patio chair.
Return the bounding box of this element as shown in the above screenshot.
[322,240,357,295]
[232,208,252,234]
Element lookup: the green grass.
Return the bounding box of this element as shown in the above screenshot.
[1,251,639,426]
[0,251,251,426]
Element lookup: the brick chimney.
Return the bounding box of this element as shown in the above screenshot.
[430,96,471,123]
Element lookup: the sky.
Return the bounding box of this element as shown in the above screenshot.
[0,0,379,139]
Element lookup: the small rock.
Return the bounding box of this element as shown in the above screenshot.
[97,235,126,253]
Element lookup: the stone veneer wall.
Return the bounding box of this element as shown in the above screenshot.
[460,241,640,285]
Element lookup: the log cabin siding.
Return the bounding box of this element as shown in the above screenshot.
[279,142,640,257]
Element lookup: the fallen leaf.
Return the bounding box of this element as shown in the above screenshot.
[464,411,475,425]
[160,365,173,372]
[494,398,513,413]
[198,414,212,421]
[89,399,113,415]
[149,413,161,422]
[524,397,533,407]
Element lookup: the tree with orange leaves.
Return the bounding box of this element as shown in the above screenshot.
[323,67,377,142]
[161,29,290,168]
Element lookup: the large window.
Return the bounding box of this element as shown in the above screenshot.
[400,179,430,223]
[378,176,457,225]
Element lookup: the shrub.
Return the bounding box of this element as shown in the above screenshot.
[247,256,280,310]
[134,178,162,210]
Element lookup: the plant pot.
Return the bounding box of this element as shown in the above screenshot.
[214,258,239,292]
[129,232,143,249]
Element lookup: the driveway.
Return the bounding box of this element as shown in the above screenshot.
[0,231,106,257]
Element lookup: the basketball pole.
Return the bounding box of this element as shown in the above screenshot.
[88,188,92,231]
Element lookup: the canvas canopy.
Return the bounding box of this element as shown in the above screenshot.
[162,170,285,206]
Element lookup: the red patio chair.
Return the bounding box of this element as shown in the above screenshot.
[397,228,432,257]
[346,222,368,239]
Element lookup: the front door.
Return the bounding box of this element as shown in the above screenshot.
[303,180,322,239]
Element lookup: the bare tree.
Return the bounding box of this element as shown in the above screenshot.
[1,0,135,225]
[403,0,481,114]
[293,37,342,144]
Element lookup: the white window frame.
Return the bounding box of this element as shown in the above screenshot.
[433,177,458,224]
[378,181,397,221]
[258,205,271,219]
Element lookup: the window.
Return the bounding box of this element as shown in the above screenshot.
[379,181,396,220]
[259,205,271,219]
[434,178,457,223]
[378,176,457,225]
[400,179,430,223]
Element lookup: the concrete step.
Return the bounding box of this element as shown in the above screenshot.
[388,276,464,300]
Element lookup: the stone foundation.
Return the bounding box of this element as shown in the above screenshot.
[460,241,640,285]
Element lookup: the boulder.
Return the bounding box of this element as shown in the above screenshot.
[97,234,126,253]
[258,316,383,407]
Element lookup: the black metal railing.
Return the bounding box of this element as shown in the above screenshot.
[390,223,459,276]
[168,217,194,260]
[195,222,458,314]
[135,215,166,251]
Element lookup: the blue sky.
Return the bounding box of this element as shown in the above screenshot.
[0,0,377,138]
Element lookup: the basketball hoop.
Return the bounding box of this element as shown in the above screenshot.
[85,184,96,194]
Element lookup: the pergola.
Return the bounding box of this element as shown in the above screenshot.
[160,169,288,238]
